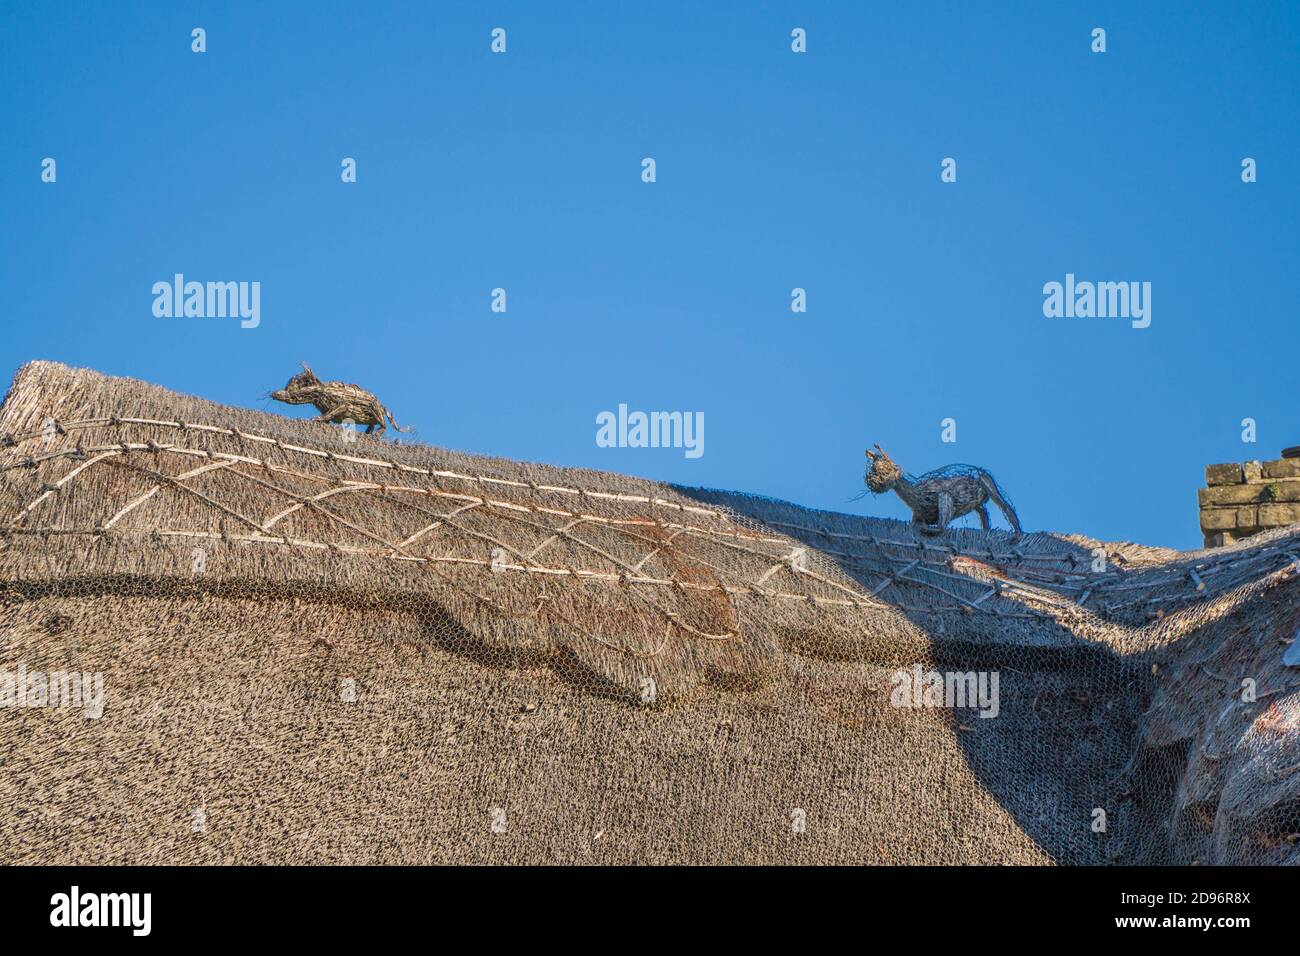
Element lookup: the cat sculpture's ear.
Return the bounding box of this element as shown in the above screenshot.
[865,448,878,461]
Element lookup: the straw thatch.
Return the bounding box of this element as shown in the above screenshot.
[1,360,1297,864]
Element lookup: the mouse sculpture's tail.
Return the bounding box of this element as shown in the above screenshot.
[979,472,1022,536]
[384,409,413,434]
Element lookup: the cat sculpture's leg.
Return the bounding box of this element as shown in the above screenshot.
[977,504,991,530]
[910,513,938,537]
[977,473,1023,537]
[314,405,348,424]
[935,491,954,532]
[915,493,953,536]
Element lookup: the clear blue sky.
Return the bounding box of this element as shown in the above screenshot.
[2,1,1297,549]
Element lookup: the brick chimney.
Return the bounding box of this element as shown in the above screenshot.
[1200,454,1300,547]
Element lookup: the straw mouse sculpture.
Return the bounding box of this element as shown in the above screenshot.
[864,444,1021,537]
[271,363,411,436]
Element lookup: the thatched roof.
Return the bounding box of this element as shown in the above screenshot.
[1,361,1297,864]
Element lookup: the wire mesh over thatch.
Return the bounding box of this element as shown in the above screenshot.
[1,360,1297,864]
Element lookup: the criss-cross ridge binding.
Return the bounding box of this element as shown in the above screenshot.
[6,415,1295,617]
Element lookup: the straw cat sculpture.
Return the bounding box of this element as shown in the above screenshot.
[864,444,1021,537]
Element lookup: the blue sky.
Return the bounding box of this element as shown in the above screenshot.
[2,1,1297,549]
